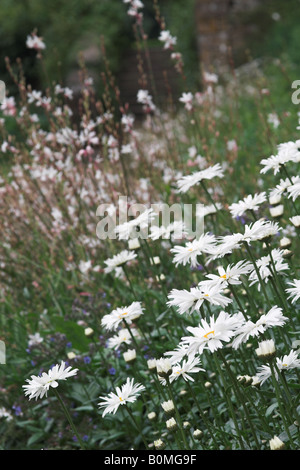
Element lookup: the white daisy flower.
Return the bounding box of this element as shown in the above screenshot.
[205,260,253,287]
[114,208,156,240]
[197,203,223,219]
[106,328,140,350]
[243,219,281,243]
[23,361,78,400]
[232,306,288,349]
[156,358,173,378]
[167,283,232,316]
[104,250,137,274]
[269,178,293,201]
[208,233,244,261]
[256,364,272,385]
[98,378,145,417]
[169,356,205,383]
[181,311,242,355]
[256,350,300,385]
[277,349,300,371]
[229,192,267,218]
[171,233,217,267]
[287,182,300,201]
[286,279,300,304]
[164,344,190,364]
[101,301,144,331]
[150,220,187,241]
[176,164,224,193]
[260,141,300,175]
[269,436,285,451]
[249,249,289,288]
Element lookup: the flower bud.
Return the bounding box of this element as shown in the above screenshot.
[269,436,285,450]
[154,438,166,450]
[256,339,276,361]
[147,359,157,372]
[161,400,175,416]
[166,417,177,432]
[269,204,284,219]
[156,358,172,378]
[193,429,203,440]
[123,349,136,364]
[148,412,157,421]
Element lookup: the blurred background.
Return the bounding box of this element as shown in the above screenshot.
[1,0,300,111]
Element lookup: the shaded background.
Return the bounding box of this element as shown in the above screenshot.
[1,0,300,109]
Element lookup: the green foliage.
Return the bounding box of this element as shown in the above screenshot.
[0,0,300,453]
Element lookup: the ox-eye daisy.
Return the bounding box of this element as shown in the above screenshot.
[101,301,144,331]
[171,233,217,268]
[169,356,205,383]
[106,328,140,350]
[176,164,224,193]
[98,378,145,417]
[205,260,253,287]
[256,350,300,385]
[114,208,156,240]
[232,306,288,349]
[242,219,281,243]
[104,250,137,274]
[249,249,288,289]
[286,279,300,304]
[208,233,244,260]
[229,192,267,218]
[180,311,243,355]
[23,361,78,400]
[167,282,232,316]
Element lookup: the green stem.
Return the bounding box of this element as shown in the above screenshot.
[218,350,260,449]
[124,405,149,449]
[273,362,300,428]
[269,361,295,449]
[243,242,272,308]
[229,284,249,320]
[165,377,190,450]
[212,355,245,449]
[186,381,221,447]
[53,389,86,450]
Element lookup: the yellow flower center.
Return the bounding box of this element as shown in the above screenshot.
[220,274,227,279]
[204,330,215,339]
[119,396,123,401]
[119,311,128,319]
